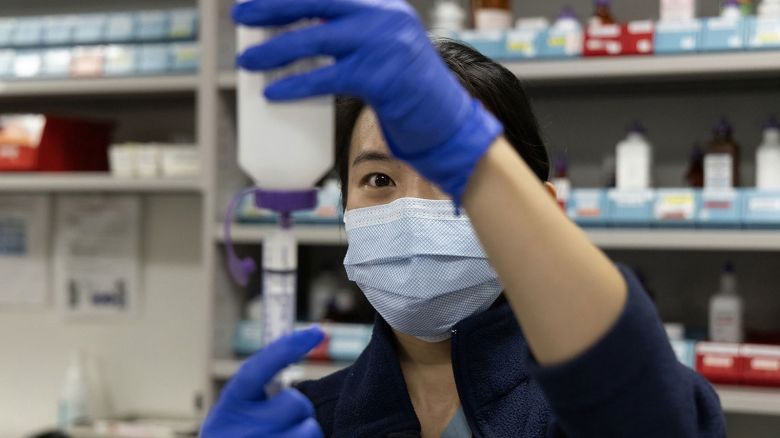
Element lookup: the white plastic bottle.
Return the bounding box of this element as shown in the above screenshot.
[431,0,466,36]
[58,350,90,428]
[616,122,654,190]
[550,7,584,56]
[722,0,743,20]
[236,1,334,190]
[757,116,780,190]
[709,262,744,343]
[758,0,780,18]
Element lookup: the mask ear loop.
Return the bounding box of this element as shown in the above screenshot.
[224,187,260,287]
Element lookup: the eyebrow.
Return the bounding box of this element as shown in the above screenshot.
[351,151,394,167]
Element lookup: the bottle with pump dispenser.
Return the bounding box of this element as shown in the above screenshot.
[709,262,744,343]
[704,118,741,190]
[616,122,653,190]
[757,115,780,190]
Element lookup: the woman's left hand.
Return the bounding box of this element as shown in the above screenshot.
[232,0,502,204]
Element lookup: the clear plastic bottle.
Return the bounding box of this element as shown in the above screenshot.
[757,115,780,190]
[709,262,744,343]
[616,122,653,190]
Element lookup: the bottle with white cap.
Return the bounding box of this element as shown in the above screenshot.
[431,0,466,36]
[757,115,780,190]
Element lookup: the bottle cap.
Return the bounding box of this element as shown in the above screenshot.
[723,261,735,274]
[714,117,733,137]
[627,120,646,134]
[554,152,569,174]
[595,0,610,6]
[725,0,739,6]
[558,6,578,20]
[766,114,779,130]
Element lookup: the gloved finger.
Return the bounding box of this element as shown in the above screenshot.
[232,0,364,27]
[264,63,346,101]
[251,389,316,429]
[236,20,359,71]
[267,418,324,438]
[225,326,325,401]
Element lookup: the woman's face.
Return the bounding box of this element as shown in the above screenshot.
[345,108,449,212]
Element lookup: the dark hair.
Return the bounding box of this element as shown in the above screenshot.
[336,39,550,207]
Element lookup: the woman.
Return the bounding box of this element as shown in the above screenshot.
[203,1,725,437]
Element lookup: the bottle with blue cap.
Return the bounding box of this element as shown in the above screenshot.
[756,115,780,190]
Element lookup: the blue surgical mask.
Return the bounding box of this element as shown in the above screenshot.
[343,198,503,343]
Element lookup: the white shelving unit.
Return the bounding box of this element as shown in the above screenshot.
[215,223,780,251]
[210,359,780,416]
[0,173,203,193]
[0,75,199,98]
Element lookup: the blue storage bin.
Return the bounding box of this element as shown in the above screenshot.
[698,189,743,228]
[12,18,43,47]
[567,189,609,227]
[742,190,780,229]
[702,16,748,51]
[607,189,655,228]
[136,11,169,41]
[0,19,14,47]
[42,15,76,46]
[747,17,780,49]
[503,23,547,60]
[170,42,199,72]
[138,43,170,73]
[458,30,505,60]
[105,13,137,43]
[168,8,199,40]
[104,45,138,76]
[72,14,106,45]
[653,189,699,228]
[655,19,702,54]
[0,50,14,77]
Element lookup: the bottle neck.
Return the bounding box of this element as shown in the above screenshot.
[764,128,780,144]
[721,273,737,295]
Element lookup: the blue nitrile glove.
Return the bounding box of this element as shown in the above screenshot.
[233,0,503,205]
[201,327,325,438]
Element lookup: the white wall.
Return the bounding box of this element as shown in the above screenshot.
[0,195,208,437]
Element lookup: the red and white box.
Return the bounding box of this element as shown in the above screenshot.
[584,21,655,57]
[740,344,780,387]
[696,342,743,384]
[0,114,113,172]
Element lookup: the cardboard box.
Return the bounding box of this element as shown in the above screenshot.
[136,11,169,41]
[104,45,137,76]
[655,19,703,54]
[702,16,748,51]
[459,30,505,59]
[654,189,699,228]
[41,48,72,77]
[72,14,106,45]
[584,21,654,57]
[168,8,199,40]
[567,189,609,227]
[742,190,780,229]
[0,50,14,78]
[741,344,780,387]
[504,27,546,60]
[747,17,780,49]
[0,18,14,47]
[105,13,137,43]
[42,15,76,46]
[696,342,743,384]
[607,189,655,227]
[138,44,170,74]
[11,17,43,47]
[541,26,583,58]
[698,189,743,228]
[170,42,199,72]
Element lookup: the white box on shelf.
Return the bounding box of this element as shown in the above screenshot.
[41,48,72,77]
[169,8,199,40]
[0,50,14,78]
[109,144,138,178]
[104,45,137,76]
[162,145,200,178]
[13,50,42,78]
[136,144,162,178]
[70,46,105,77]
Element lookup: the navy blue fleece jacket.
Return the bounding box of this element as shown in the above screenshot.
[296,266,726,437]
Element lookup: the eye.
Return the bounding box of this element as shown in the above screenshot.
[363,173,395,188]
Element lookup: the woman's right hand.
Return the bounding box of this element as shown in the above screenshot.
[201,327,325,438]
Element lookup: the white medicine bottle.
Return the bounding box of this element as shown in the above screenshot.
[756,115,780,190]
[616,122,653,190]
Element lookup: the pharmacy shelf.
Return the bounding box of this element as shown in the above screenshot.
[211,359,780,415]
[215,223,780,251]
[0,173,203,193]
[212,359,350,381]
[504,52,780,83]
[0,75,199,98]
[218,52,780,87]
[715,385,780,416]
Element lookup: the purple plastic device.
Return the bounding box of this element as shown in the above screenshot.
[224,188,317,287]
